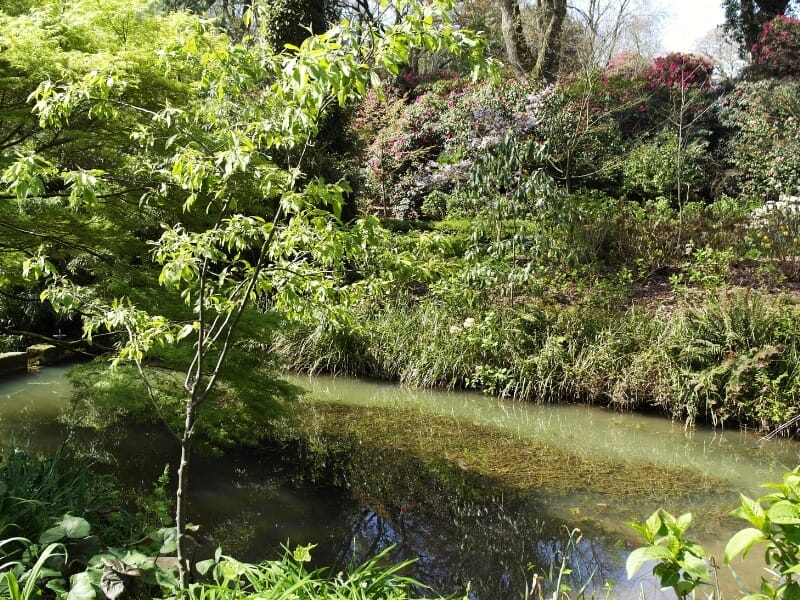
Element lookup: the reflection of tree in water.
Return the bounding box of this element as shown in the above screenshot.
[299,439,627,599]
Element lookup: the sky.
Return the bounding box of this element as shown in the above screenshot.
[659,0,726,52]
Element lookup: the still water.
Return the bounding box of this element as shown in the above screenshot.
[1,366,799,599]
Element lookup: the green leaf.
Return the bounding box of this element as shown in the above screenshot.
[725,528,766,563]
[768,500,800,525]
[67,572,95,600]
[626,545,673,580]
[681,552,709,581]
[675,512,692,534]
[645,511,663,542]
[59,515,91,539]
[40,526,67,544]
[784,581,800,600]
[733,494,766,529]
[195,559,216,576]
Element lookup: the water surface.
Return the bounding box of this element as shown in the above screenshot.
[2,367,798,599]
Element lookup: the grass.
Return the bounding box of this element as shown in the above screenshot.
[273,194,800,436]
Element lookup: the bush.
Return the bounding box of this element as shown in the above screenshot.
[622,129,711,203]
[750,14,800,79]
[719,79,800,200]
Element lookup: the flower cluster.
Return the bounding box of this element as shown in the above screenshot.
[644,53,714,90]
[355,75,548,217]
[751,15,800,79]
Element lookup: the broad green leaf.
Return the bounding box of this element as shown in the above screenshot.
[784,581,800,600]
[195,559,216,576]
[645,511,662,541]
[59,515,91,539]
[675,512,692,534]
[681,552,709,581]
[40,526,67,544]
[626,545,673,579]
[67,572,95,600]
[768,500,800,525]
[725,528,766,563]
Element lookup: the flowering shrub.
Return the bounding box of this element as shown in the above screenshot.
[719,79,800,200]
[644,53,714,90]
[353,76,547,217]
[751,15,800,79]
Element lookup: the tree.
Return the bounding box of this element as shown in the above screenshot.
[3,0,493,590]
[0,0,207,348]
[496,0,566,81]
[497,0,535,76]
[722,0,799,57]
[567,0,664,71]
[695,25,747,81]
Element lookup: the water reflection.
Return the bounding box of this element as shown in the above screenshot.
[1,367,799,598]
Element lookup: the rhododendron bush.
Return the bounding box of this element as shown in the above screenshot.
[350,48,800,216]
[751,14,800,79]
[352,75,546,218]
[720,79,800,199]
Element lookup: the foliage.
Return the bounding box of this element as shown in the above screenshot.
[719,79,800,200]
[745,197,800,278]
[257,0,338,50]
[631,467,800,600]
[0,447,127,547]
[354,76,543,217]
[644,53,715,90]
[2,0,494,589]
[751,15,800,78]
[722,0,800,57]
[725,467,800,599]
[626,510,711,599]
[190,545,441,600]
[665,291,800,429]
[622,129,710,201]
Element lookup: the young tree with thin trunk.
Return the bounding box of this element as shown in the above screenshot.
[4,0,493,589]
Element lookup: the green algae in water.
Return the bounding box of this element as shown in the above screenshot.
[282,401,734,536]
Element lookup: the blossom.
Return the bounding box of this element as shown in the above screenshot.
[463,317,475,328]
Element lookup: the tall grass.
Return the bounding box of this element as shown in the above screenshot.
[188,546,446,600]
[275,288,800,433]
[0,445,124,544]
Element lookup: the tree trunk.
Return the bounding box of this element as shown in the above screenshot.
[532,0,567,82]
[176,403,197,589]
[498,0,534,77]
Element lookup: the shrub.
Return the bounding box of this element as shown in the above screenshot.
[750,14,800,79]
[719,79,800,200]
[622,129,711,202]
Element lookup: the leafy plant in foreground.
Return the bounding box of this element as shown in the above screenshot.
[724,468,800,599]
[626,510,711,599]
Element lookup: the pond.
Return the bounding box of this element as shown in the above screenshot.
[2,366,799,599]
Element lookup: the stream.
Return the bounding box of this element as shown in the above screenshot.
[1,365,799,599]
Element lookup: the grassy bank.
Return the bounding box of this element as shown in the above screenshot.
[273,194,800,434]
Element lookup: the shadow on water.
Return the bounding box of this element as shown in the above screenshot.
[2,367,800,598]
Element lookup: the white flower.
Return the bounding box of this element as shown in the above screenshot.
[449,325,461,335]
[463,317,475,329]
